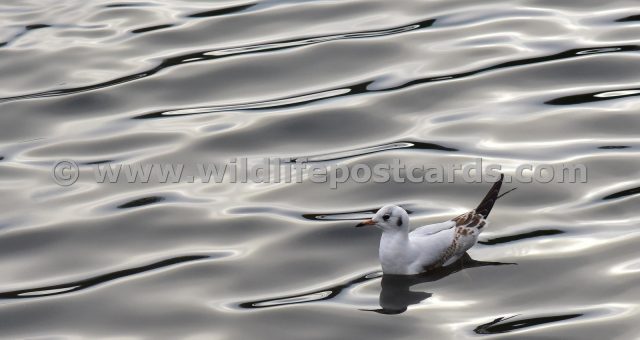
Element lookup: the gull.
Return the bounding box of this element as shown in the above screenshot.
[356,174,506,275]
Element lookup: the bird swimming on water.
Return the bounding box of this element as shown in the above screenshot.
[356,174,505,275]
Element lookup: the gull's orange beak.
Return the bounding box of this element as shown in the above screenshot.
[355,219,376,228]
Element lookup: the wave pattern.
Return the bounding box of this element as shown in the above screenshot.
[0,254,221,300]
[0,18,435,104]
[0,0,639,338]
[134,44,640,119]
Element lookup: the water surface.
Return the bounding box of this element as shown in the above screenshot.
[1,0,640,338]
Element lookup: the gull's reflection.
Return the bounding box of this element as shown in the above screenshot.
[238,253,514,313]
[368,254,515,314]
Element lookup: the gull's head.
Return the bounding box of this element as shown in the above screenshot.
[356,205,409,232]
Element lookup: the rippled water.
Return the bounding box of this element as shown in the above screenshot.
[2,0,640,338]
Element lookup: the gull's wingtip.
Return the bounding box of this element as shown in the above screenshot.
[475,174,504,218]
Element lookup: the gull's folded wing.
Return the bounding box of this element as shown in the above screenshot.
[410,220,456,237]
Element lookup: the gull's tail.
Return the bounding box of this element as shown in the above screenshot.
[475,174,504,218]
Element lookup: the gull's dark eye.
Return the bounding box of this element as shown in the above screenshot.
[382,214,390,221]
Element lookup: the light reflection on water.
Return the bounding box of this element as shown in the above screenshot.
[1,0,640,338]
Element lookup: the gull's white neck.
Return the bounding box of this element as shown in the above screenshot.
[379,230,413,275]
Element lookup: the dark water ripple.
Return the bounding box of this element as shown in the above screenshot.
[104,3,160,8]
[0,254,215,300]
[602,186,640,200]
[474,313,583,334]
[1,0,640,338]
[546,87,640,105]
[133,44,640,119]
[131,24,174,34]
[238,271,382,309]
[0,18,436,104]
[302,208,381,222]
[291,141,458,163]
[83,159,115,165]
[598,145,630,149]
[117,196,165,209]
[0,24,50,48]
[615,14,640,22]
[186,3,257,18]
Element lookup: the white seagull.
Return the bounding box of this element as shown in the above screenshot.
[356,174,505,275]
